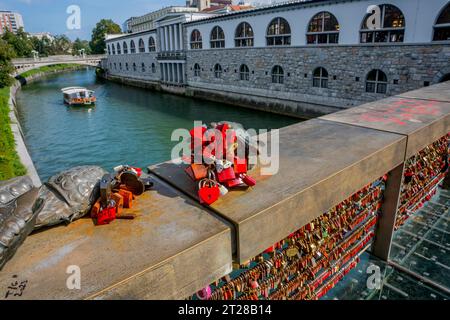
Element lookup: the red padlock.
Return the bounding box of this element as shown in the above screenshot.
[198,179,220,205]
[131,167,142,177]
[217,166,236,183]
[234,157,247,174]
[224,178,243,188]
[240,173,256,186]
[97,204,116,225]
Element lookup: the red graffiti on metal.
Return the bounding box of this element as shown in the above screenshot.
[360,99,442,125]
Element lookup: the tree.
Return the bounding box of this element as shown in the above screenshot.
[2,28,33,58]
[72,38,91,56]
[30,36,52,56]
[49,35,72,55]
[90,19,121,54]
[0,39,16,87]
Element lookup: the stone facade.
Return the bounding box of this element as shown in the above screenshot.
[105,52,160,82]
[186,44,450,107]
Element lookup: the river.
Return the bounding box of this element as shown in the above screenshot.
[16,68,299,181]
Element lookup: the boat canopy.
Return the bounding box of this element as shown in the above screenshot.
[61,87,94,95]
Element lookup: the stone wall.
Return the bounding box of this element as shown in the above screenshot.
[106,52,159,81]
[186,44,450,109]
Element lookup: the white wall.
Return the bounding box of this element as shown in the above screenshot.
[185,0,450,49]
[107,31,157,56]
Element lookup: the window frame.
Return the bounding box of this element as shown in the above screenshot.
[210,26,225,49]
[360,4,405,43]
[214,64,223,78]
[313,67,329,88]
[148,37,156,51]
[266,17,291,46]
[271,65,284,84]
[433,3,450,41]
[235,22,254,47]
[190,29,203,49]
[239,64,250,81]
[130,40,136,53]
[194,63,201,77]
[365,69,388,94]
[138,38,145,53]
[306,11,340,45]
[123,42,128,54]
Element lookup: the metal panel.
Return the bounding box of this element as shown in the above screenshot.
[149,119,406,263]
[0,175,232,300]
[321,96,450,158]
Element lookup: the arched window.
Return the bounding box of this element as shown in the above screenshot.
[240,64,249,81]
[133,63,137,72]
[307,12,339,44]
[130,40,136,53]
[123,42,128,54]
[433,3,450,41]
[235,22,254,47]
[214,64,222,78]
[190,29,203,49]
[142,63,146,72]
[366,69,388,94]
[107,45,111,55]
[210,26,225,48]
[148,37,156,51]
[111,44,116,55]
[151,63,156,73]
[266,17,291,46]
[138,38,145,53]
[109,62,112,69]
[194,63,201,77]
[117,43,121,54]
[126,63,129,71]
[119,62,122,70]
[360,4,405,43]
[271,65,284,84]
[313,67,329,88]
[114,62,117,69]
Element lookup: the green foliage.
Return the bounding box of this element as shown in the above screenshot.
[19,63,83,78]
[1,28,33,57]
[72,38,91,56]
[0,87,26,180]
[0,39,16,88]
[90,19,121,54]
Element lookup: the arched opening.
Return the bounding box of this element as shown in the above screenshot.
[433,2,450,41]
[240,64,250,81]
[214,64,222,78]
[307,12,339,44]
[360,4,405,43]
[366,69,388,94]
[190,29,203,49]
[266,17,291,46]
[210,26,225,48]
[148,37,156,51]
[235,22,254,47]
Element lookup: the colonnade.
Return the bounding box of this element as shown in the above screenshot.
[158,23,183,52]
[160,62,185,84]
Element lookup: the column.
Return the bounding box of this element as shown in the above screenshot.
[164,27,169,52]
[372,163,404,261]
[174,24,179,51]
[178,63,183,84]
[160,62,164,81]
[171,25,175,51]
[179,24,184,50]
[174,63,178,83]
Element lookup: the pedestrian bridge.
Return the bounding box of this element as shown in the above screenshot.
[12,55,105,75]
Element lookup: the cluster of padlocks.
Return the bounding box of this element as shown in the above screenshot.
[396,134,449,229]
[192,176,387,300]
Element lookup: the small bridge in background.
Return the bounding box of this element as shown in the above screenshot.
[12,55,105,75]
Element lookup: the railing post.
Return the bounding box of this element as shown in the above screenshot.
[372,162,405,261]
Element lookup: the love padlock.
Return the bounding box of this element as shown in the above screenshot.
[240,173,256,186]
[218,183,229,196]
[196,285,212,300]
[198,179,220,205]
[224,178,243,188]
[217,166,236,183]
[96,201,117,225]
[234,157,247,174]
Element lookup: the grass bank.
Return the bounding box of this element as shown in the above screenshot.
[19,63,84,78]
[0,86,26,180]
[1,63,85,181]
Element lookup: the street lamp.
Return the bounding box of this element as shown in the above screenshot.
[31,50,39,61]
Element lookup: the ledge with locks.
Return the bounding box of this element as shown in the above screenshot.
[190,177,386,300]
[184,122,256,205]
[396,134,449,229]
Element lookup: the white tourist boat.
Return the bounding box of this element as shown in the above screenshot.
[61,87,96,106]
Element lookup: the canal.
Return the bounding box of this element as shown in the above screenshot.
[16,68,299,181]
